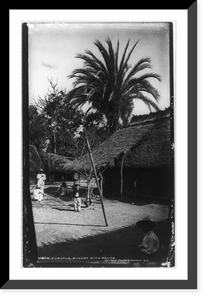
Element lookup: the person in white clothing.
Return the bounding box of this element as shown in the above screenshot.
[33,185,44,201]
[37,169,46,194]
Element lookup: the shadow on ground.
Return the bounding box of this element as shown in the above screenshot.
[37,224,169,267]
[106,194,169,207]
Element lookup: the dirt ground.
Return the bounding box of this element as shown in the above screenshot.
[31,183,169,266]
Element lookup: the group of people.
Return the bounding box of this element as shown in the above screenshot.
[32,170,85,213]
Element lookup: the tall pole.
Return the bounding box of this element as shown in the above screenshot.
[84,130,108,226]
[99,172,103,197]
[120,154,124,200]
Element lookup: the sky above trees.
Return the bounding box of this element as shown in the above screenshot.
[29,22,171,115]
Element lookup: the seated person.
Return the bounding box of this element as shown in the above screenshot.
[33,185,44,201]
[60,181,69,196]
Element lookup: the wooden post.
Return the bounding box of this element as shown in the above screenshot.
[84,130,108,226]
[120,154,124,200]
[99,172,103,197]
[86,169,92,205]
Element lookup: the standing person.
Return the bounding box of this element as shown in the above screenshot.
[37,169,47,194]
[73,182,82,213]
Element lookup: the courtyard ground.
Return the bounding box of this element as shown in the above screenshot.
[31,183,170,266]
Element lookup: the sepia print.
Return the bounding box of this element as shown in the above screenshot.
[23,22,174,267]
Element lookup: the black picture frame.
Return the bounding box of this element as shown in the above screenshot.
[6,2,197,289]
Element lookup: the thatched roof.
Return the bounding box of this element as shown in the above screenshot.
[63,107,171,172]
[41,152,78,174]
[130,107,171,126]
[76,123,155,171]
[124,116,171,168]
[40,107,171,174]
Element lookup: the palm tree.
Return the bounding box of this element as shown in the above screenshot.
[67,38,161,133]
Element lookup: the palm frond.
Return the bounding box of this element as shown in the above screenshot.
[84,49,108,78]
[105,38,114,66]
[68,97,87,109]
[69,68,105,89]
[66,86,85,97]
[136,72,162,83]
[117,39,130,77]
[116,40,136,90]
[136,92,160,112]
[114,39,120,74]
[123,76,161,102]
[105,37,116,81]
[123,39,139,71]
[70,67,96,77]
[84,105,94,115]
[102,83,107,100]
[86,87,101,101]
[124,57,152,84]
[94,39,112,78]
[74,53,98,69]
[108,91,114,102]
[139,79,161,102]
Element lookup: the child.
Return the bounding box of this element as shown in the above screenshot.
[73,182,82,212]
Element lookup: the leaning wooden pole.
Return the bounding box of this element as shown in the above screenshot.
[84,130,108,226]
[99,172,103,197]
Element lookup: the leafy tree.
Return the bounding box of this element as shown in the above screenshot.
[66,38,161,133]
[34,78,67,154]
[28,105,48,152]
[32,78,105,157]
[34,79,77,155]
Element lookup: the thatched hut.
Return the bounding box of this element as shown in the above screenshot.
[72,107,173,200]
[35,107,173,200]
[101,108,173,200]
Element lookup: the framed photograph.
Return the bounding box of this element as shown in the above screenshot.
[7,3,197,289]
[25,20,175,268]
